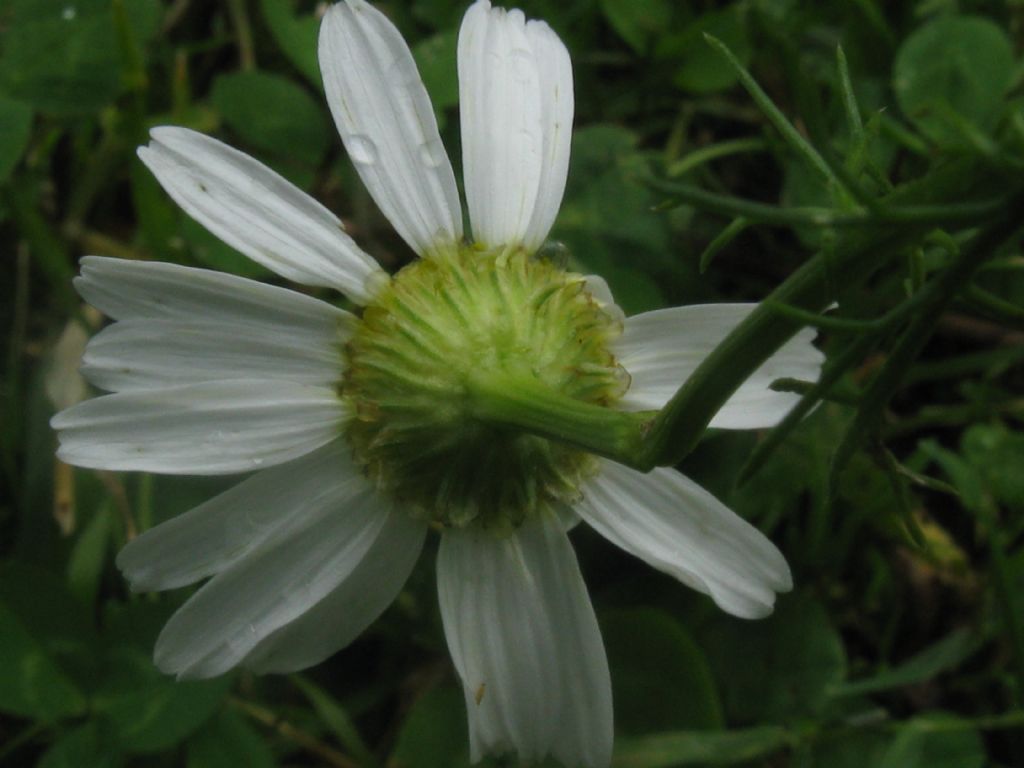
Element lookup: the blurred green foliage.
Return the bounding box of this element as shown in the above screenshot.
[2,0,1024,766]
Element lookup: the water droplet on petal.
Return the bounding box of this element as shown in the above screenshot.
[535,240,570,269]
[418,138,447,169]
[346,134,379,167]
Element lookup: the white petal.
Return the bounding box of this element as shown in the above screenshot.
[319,0,462,256]
[578,460,792,619]
[51,381,344,475]
[437,516,612,767]
[116,441,357,592]
[520,19,573,251]
[584,274,626,325]
[153,482,393,679]
[139,127,385,303]
[615,304,825,429]
[245,509,426,673]
[459,1,544,249]
[82,316,345,392]
[75,256,354,329]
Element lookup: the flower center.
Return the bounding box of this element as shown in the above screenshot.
[342,245,627,531]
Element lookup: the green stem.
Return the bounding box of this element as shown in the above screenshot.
[226,0,257,70]
[990,527,1024,709]
[465,371,654,470]
[646,177,1006,228]
[700,216,748,273]
[703,33,840,190]
[835,45,863,143]
[641,167,1021,469]
[666,137,768,177]
[828,211,1024,490]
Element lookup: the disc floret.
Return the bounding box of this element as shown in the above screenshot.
[343,246,628,531]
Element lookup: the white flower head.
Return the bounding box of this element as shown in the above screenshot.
[51,2,824,766]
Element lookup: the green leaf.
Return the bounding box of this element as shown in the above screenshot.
[211,70,330,167]
[390,683,471,768]
[186,709,275,768]
[258,0,322,86]
[555,125,670,314]
[412,31,458,128]
[613,726,791,767]
[180,216,272,279]
[67,503,112,608]
[120,0,161,51]
[664,9,752,94]
[831,628,981,697]
[0,563,92,721]
[130,159,180,256]
[698,593,846,723]
[602,608,723,734]
[961,423,1024,512]
[0,601,89,721]
[807,729,892,768]
[877,715,985,768]
[893,16,1014,146]
[0,94,32,182]
[94,601,233,753]
[599,0,673,53]
[917,439,987,514]
[37,722,123,768]
[292,675,376,766]
[0,0,122,114]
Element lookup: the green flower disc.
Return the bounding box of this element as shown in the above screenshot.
[343,246,628,531]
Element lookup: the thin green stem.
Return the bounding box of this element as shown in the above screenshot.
[738,332,878,484]
[700,216,748,273]
[907,345,1024,384]
[465,370,653,470]
[764,301,889,333]
[836,45,863,143]
[884,398,1024,437]
[642,165,1020,469]
[963,284,1024,328]
[828,212,1024,491]
[226,0,256,70]
[703,33,840,189]
[666,137,768,177]
[645,177,1005,228]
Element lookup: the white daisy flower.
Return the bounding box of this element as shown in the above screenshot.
[51,1,823,766]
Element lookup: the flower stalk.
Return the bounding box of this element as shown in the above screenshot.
[464,369,654,470]
[464,162,1023,474]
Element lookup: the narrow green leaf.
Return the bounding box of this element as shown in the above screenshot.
[186,710,275,768]
[0,95,33,183]
[835,45,863,143]
[833,629,981,698]
[67,503,112,608]
[878,715,985,768]
[614,727,791,767]
[292,675,378,766]
[699,217,747,273]
[702,33,837,188]
[390,684,471,768]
